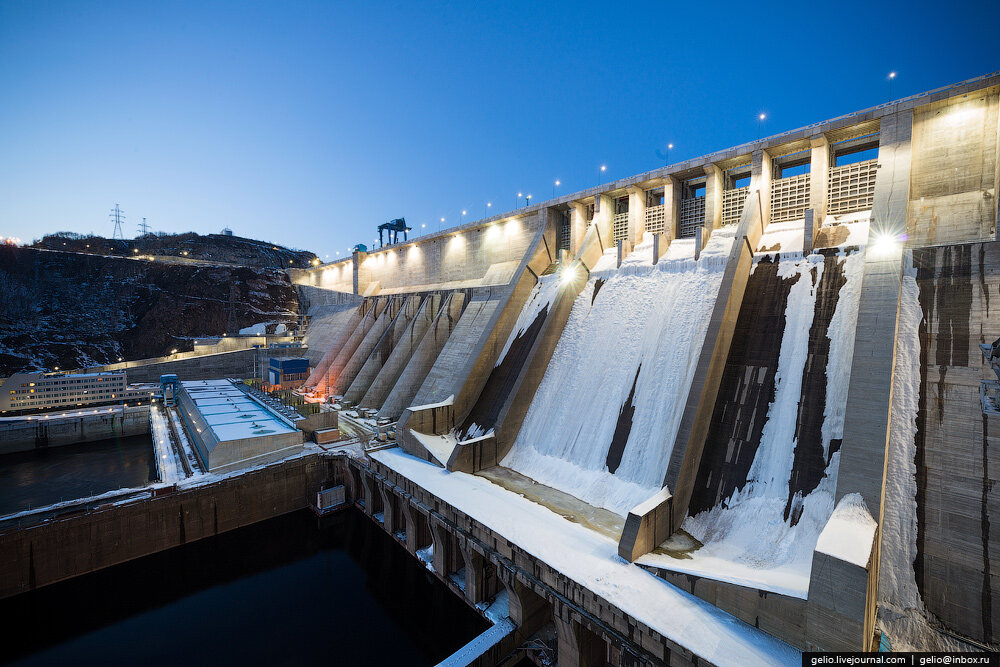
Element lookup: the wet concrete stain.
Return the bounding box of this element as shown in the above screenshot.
[784,252,847,524]
[457,302,549,440]
[688,255,798,515]
[813,224,850,249]
[606,365,641,474]
[911,245,976,608]
[981,244,991,318]
[591,278,605,305]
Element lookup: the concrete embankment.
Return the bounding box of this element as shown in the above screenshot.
[0,405,151,455]
[0,452,347,599]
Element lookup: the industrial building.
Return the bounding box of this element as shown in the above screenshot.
[267,357,309,389]
[0,370,158,414]
[173,378,304,473]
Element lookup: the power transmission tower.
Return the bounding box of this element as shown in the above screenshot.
[109,204,126,240]
[137,217,150,236]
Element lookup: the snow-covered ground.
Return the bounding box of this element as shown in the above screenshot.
[641,220,869,598]
[372,446,798,667]
[502,229,735,515]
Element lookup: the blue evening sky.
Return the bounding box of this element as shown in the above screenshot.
[0,0,996,259]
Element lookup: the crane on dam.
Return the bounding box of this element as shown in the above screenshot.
[377,218,411,247]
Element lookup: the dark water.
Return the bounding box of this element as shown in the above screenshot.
[0,434,156,515]
[0,509,488,666]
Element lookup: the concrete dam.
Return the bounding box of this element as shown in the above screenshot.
[276,73,1000,662]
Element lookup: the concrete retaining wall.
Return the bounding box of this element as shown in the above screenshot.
[0,453,343,599]
[0,405,150,455]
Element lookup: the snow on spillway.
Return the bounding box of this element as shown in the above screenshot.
[502,229,735,516]
[646,222,868,598]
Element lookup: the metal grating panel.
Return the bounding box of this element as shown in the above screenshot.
[678,196,705,238]
[827,159,877,215]
[557,211,571,251]
[645,205,665,234]
[721,187,749,226]
[613,212,629,244]
[770,173,811,223]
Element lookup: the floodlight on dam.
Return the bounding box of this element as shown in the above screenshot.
[871,232,901,257]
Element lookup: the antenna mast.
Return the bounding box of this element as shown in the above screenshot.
[109,204,126,240]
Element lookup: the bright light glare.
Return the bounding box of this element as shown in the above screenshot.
[560,264,580,285]
[871,232,900,257]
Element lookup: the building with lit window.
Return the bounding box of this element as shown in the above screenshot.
[0,370,158,414]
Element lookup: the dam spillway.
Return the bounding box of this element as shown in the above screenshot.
[501,229,734,515]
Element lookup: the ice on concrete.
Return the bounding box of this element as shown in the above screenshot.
[435,617,516,667]
[416,543,435,572]
[815,493,877,567]
[876,261,964,651]
[372,446,799,667]
[646,227,868,598]
[502,226,735,516]
[494,274,560,369]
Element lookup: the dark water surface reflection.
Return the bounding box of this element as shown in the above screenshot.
[1,509,487,666]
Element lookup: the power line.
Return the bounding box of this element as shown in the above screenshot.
[137,217,150,236]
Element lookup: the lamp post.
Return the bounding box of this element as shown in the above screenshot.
[757,113,766,139]
[888,71,897,103]
[439,217,445,232]
[525,194,532,208]
[599,165,606,186]
[517,192,523,209]
[553,179,560,198]
[485,201,492,217]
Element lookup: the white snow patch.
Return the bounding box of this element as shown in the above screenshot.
[416,543,435,571]
[815,493,877,567]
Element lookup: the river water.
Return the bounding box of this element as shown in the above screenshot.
[1,509,488,665]
[0,434,157,516]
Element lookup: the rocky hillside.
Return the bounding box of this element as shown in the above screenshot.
[0,246,300,375]
[31,231,318,269]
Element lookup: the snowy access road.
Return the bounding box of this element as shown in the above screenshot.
[371,446,799,667]
[150,404,186,483]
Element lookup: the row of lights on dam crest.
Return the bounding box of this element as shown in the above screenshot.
[321,72,901,263]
